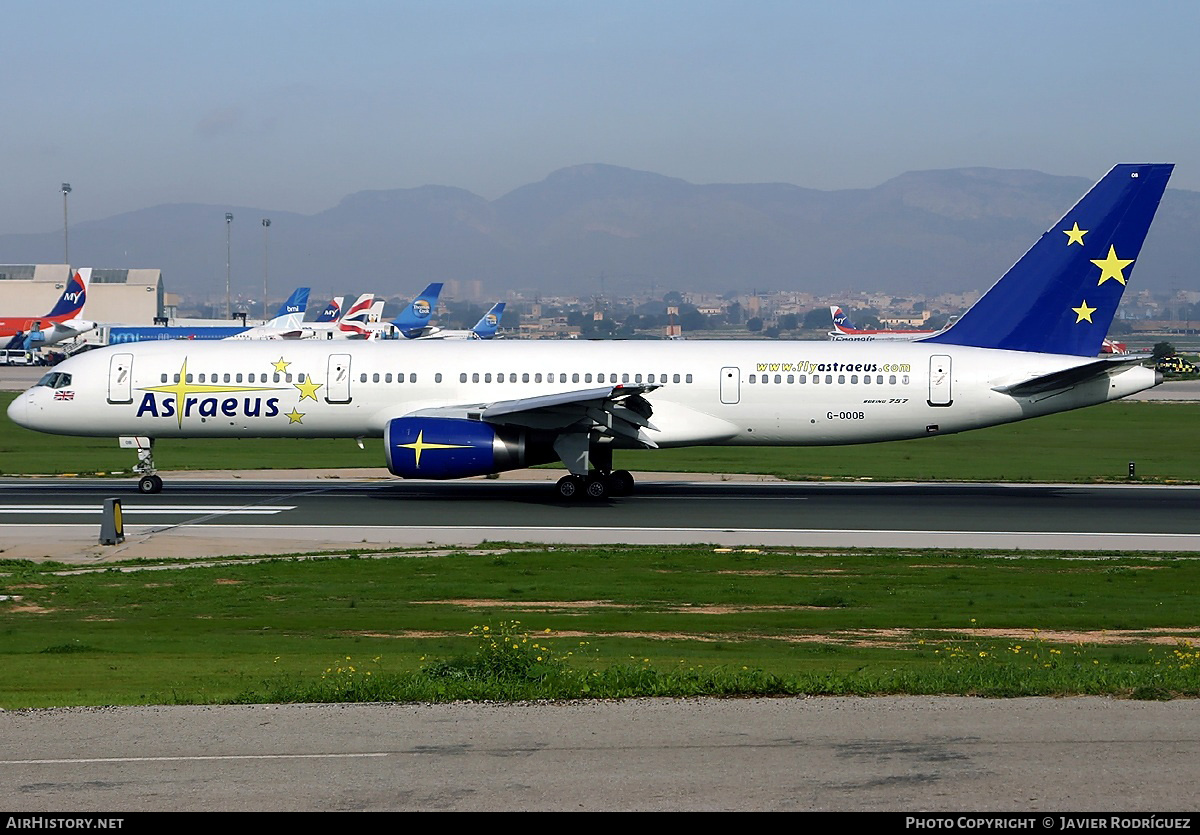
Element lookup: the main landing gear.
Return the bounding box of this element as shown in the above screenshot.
[555,469,635,501]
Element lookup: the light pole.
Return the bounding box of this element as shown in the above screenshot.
[61,183,71,265]
[262,218,271,320]
[225,212,234,319]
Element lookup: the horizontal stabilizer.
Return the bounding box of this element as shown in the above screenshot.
[992,356,1152,397]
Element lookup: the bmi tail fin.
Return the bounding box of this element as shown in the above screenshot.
[45,268,90,319]
[267,287,310,328]
[391,282,443,338]
[471,302,505,339]
[923,164,1173,356]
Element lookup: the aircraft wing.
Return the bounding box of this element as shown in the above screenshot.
[992,356,1154,397]
[408,384,661,447]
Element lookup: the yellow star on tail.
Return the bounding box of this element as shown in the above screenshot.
[1063,222,1087,246]
[1072,300,1097,323]
[1091,246,1134,286]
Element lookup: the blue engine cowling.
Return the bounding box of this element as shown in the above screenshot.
[385,417,554,479]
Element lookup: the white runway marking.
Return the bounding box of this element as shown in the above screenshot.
[0,505,295,515]
[2,753,388,765]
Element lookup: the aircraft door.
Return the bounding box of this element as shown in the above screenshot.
[720,367,740,405]
[107,353,134,404]
[326,353,352,403]
[928,355,952,407]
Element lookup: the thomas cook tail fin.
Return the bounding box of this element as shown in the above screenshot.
[923,164,1172,356]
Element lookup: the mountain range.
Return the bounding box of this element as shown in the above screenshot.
[3,164,1196,300]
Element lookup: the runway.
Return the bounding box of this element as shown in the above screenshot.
[2,476,1199,561]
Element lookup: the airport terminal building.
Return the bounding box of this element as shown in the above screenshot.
[0,264,163,324]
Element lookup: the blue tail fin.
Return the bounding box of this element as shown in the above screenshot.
[392,282,443,337]
[45,269,88,318]
[830,305,855,331]
[923,164,1172,356]
[471,302,505,339]
[271,287,309,319]
[313,296,344,323]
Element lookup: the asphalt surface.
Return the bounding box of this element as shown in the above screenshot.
[4,474,1200,561]
[5,697,1200,812]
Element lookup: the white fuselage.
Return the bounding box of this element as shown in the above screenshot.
[9,339,1157,452]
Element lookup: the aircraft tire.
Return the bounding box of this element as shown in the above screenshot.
[608,470,635,496]
[556,475,583,500]
[584,475,609,500]
[138,475,163,495]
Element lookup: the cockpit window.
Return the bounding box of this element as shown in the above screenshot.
[37,372,73,389]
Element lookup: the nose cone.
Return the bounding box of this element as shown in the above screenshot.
[7,390,30,428]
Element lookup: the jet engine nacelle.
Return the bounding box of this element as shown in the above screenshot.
[385,417,554,479]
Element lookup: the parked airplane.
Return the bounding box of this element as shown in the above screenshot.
[312,296,345,324]
[1,268,94,350]
[8,164,1171,500]
[340,283,443,340]
[828,306,941,341]
[411,302,505,340]
[102,288,310,344]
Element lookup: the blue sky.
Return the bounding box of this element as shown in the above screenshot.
[5,0,1198,234]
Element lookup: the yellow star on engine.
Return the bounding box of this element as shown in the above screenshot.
[285,407,305,423]
[1072,300,1097,323]
[273,357,291,373]
[1091,245,1134,286]
[398,430,471,469]
[294,376,322,401]
[1063,222,1087,246]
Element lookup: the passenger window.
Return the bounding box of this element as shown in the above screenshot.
[472,373,480,383]
[825,375,833,384]
[749,375,757,384]
[485,373,492,383]
[673,374,681,383]
[685,374,693,383]
[798,375,806,384]
[774,374,781,384]
[434,373,442,383]
[460,373,467,383]
[585,373,593,383]
[889,375,897,385]
[850,375,858,384]
[572,373,580,383]
[522,373,529,383]
[160,374,168,384]
[787,374,794,384]
[510,373,517,383]
[385,373,393,383]
[535,373,543,383]
[372,373,380,383]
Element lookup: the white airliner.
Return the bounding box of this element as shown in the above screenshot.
[8,164,1172,499]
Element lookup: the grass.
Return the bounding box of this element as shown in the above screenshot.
[3,546,1199,707]
[2,392,1199,483]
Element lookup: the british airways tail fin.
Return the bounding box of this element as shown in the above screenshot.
[923,164,1172,356]
[392,282,443,337]
[336,293,378,337]
[313,296,344,323]
[471,302,505,339]
[266,287,310,329]
[45,268,90,319]
[829,305,855,333]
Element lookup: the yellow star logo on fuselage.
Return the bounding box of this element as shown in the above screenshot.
[1072,300,1097,323]
[139,358,287,428]
[273,357,291,373]
[294,377,323,401]
[1091,245,1135,286]
[285,407,305,423]
[1063,222,1087,246]
[398,430,472,469]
